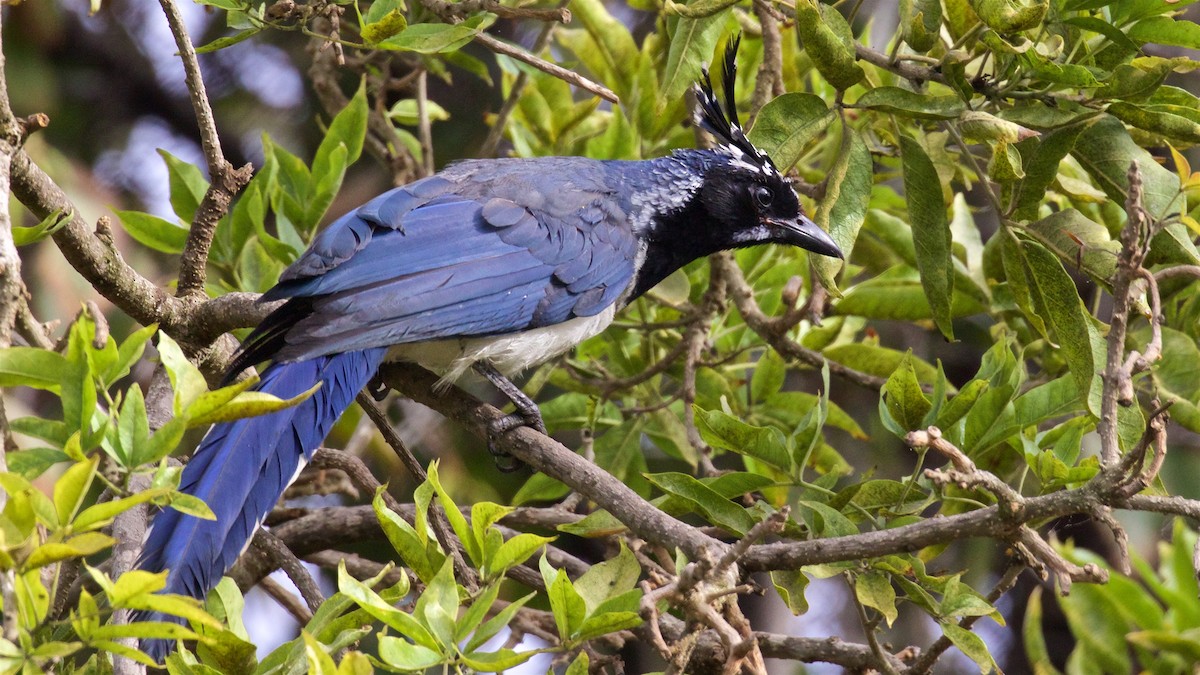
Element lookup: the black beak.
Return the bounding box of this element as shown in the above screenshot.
[769,215,843,259]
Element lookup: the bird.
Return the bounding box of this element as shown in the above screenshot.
[135,38,842,660]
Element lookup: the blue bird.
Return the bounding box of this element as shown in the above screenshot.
[136,41,842,660]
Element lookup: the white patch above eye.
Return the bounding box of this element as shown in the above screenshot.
[716,144,781,177]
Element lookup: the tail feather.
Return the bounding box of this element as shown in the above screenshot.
[137,347,386,660]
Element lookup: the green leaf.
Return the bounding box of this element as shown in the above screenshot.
[1018,238,1098,414]
[426,462,479,566]
[901,135,955,340]
[798,500,857,537]
[542,557,587,641]
[196,27,262,53]
[12,209,71,246]
[594,418,650,497]
[771,569,810,614]
[824,343,940,383]
[564,652,590,675]
[989,141,1025,182]
[1012,121,1089,219]
[460,648,539,673]
[163,490,213,520]
[387,98,450,126]
[337,563,434,650]
[694,406,791,472]
[1128,15,1200,49]
[106,323,157,388]
[456,583,501,646]
[747,93,834,171]
[415,558,459,647]
[116,210,190,254]
[855,87,966,120]
[659,15,726,110]
[373,487,441,583]
[156,333,207,416]
[380,16,491,54]
[136,416,187,466]
[855,571,898,627]
[158,150,210,224]
[488,533,553,577]
[900,0,942,51]
[973,0,1046,33]
[834,266,986,321]
[53,456,98,526]
[464,591,534,653]
[573,610,642,641]
[812,127,872,292]
[186,385,319,429]
[72,488,171,532]
[795,0,863,89]
[511,472,570,505]
[559,0,638,102]
[376,636,443,670]
[1025,209,1120,285]
[751,349,787,402]
[26,532,115,568]
[573,543,640,613]
[360,0,408,43]
[941,575,1001,621]
[0,347,66,391]
[6,447,69,479]
[942,622,998,672]
[116,385,150,467]
[1072,115,1183,222]
[1059,583,1133,673]
[1108,101,1200,143]
[645,472,756,535]
[883,353,933,433]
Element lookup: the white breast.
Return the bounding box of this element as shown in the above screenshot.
[387,305,618,387]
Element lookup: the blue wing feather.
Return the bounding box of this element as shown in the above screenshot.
[254,161,642,364]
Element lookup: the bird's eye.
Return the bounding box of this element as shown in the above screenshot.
[752,186,773,209]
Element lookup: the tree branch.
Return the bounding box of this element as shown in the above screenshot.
[156,0,253,296]
[377,362,725,559]
[472,34,618,104]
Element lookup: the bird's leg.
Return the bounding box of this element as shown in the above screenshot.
[472,361,545,472]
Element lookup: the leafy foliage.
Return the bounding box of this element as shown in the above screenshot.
[6,0,1200,672]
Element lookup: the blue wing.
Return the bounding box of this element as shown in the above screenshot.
[235,159,640,371]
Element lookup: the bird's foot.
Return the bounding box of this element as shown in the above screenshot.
[485,411,545,472]
[367,372,390,401]
[473,361,546,472]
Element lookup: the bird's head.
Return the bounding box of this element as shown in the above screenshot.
[687,38,843,260]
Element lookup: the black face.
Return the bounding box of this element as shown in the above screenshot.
[698,160,843,258]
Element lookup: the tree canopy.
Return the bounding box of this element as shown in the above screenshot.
[3,0,1200,673]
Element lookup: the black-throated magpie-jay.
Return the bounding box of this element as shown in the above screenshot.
[136,42,842,658]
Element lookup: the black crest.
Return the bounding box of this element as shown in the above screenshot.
[694,35,775,171]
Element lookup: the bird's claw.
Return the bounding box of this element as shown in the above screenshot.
[367,373,390,401]
[485,410,546,473]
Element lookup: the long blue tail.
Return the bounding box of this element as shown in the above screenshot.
[137,347,386,660]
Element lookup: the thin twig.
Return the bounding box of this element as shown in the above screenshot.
[474,34,618,104]
[157,0,253,297]
[258,575,314,625]
[355,392,480,593]
[416,70,434,176]
[250,530,325,613]
[477,0,567,158]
